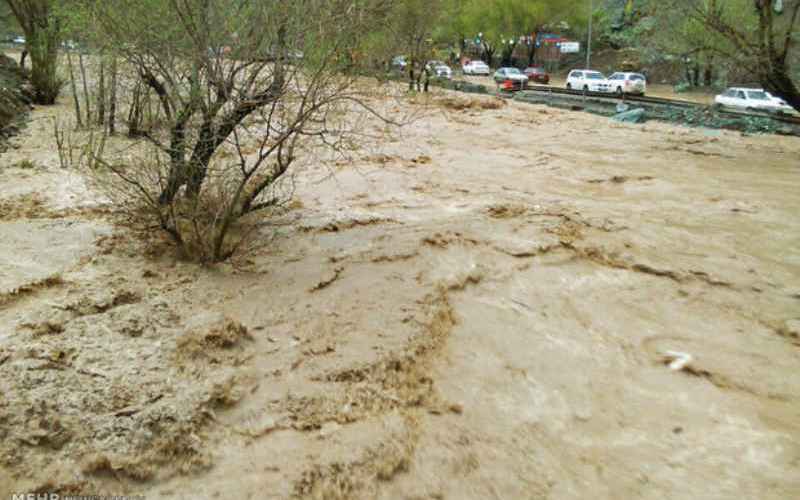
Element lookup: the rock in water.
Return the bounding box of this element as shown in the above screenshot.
[612,108,646,124]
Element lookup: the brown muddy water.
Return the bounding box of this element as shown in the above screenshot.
[1,90,799,500]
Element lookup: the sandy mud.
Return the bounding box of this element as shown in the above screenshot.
[1,90,799,500]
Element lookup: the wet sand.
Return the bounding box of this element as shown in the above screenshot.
[1,91,799,499]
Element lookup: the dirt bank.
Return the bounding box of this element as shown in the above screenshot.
[0,55,31,148]
[1,91,799,499]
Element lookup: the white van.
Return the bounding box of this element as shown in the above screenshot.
[566,70,610,92]
[607,72,647,95]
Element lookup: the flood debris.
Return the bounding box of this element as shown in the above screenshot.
[663,351,694,371]
[309,266,345,292]
[612,108,646,124]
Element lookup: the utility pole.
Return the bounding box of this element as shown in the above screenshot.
[586,0,593,69]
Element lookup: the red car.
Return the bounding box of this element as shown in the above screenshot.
[523,67,550,84]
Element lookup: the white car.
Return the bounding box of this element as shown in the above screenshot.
[426,61,453,79]
[566,69,610,93]
[715,87,794,113]
[493,67,528,90]
[463,60,491,76]
[12,36,25,45]
[768,94,795,113]
[607,72,646,95]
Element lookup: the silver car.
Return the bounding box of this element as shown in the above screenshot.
[493,67,529,90]
[715,88,794,113]
[427,61,453,79]
[463,60,491,76]
[607,72,646,95]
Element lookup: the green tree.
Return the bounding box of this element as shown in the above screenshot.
[393,0,445,91]
[450,0,584,67]
[3,0,62,104]
[662,0,800,110]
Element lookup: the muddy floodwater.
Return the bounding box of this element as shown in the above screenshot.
[1,91,799,500]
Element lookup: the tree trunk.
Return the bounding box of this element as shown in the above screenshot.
[703,58,713,87]
[127,81,144,137]
[762,61,800,111]
[65,49,83,128]
[78,52,91,124]
[108,57,118,135]
[96,56,106,127]
[27,27,61,104]
[502,44,516,67]
[163,78,285,205]
[482,43,495,66]
[527,44,536,67]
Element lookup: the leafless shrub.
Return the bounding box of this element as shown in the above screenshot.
[87,146,296,262]
[67,0,409,262]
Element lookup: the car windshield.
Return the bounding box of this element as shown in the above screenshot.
[746,91,769,100]
[629,74,645,81]
[529,68,544,73]
[505,68,521,75]
[586,72,604,80]
[474,62,487,67]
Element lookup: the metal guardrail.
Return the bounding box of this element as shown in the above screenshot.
[524,85,696,107]
[521,85,800,126]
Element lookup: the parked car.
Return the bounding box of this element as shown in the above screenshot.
[12,35,25,45]
[523,67,550,84]
[392,55,407,72]
[462,60,491,76]
[607,72,646,95]
[426,60,453,79]
[493,67,529,91]
[715,87,794,113]
[566,69,610,93]
[767,93,795,113]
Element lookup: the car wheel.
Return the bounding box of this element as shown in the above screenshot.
[583,85,589,92]
[616,87,623,95]
[566,83,572,90]
[746,107,756,112]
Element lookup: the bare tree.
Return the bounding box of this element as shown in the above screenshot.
[82,0,396,262]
